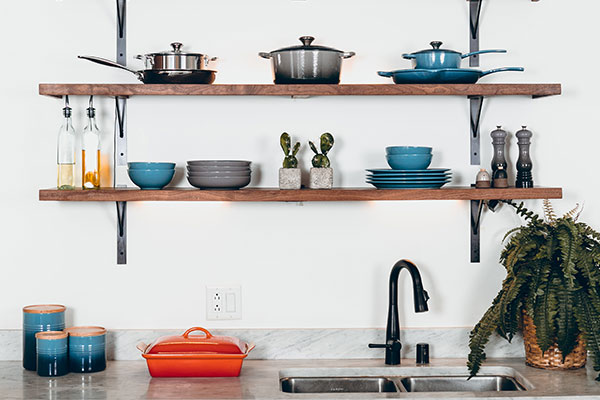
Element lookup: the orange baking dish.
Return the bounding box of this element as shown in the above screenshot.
[137,327,255,377]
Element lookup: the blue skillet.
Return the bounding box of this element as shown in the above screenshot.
[378,67,524,84]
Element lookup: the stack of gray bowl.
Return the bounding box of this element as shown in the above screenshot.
[187,160,252,189]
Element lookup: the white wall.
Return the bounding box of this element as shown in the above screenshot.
[1,0,598,330]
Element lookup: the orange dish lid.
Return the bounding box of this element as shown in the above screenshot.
[35,331,68,340]
[23,304,66,314]
[144,327,247,355]
[65,326,106,337]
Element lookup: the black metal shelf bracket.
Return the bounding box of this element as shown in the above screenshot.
[470,199,484,263]
[469,0,483,67]
[116,201,127,264]
[115,0,128,264]
[469,95,484,165]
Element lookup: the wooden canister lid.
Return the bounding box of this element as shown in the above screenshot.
[65,326,106,337]
[35,331,67,340]
[23,304,66,314]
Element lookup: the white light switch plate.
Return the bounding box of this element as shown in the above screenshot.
[206,286,242,320]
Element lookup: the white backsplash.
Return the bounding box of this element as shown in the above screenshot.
[0,328,523,361]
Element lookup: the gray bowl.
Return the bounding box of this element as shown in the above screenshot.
[186,165,251,172]
[187,160,251,167]
[187,175,251,189]
[187,171,251,177]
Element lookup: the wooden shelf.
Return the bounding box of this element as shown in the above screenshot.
[39,84,561,98]
[39,187,563,202]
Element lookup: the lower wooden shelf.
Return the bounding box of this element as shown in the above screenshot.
[39,187,563,202]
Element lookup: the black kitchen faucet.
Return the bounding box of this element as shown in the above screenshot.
[369,259,430,365]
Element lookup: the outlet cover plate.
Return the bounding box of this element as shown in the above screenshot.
[206,286,242,320]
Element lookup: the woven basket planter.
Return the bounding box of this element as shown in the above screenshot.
[522,312,586,370]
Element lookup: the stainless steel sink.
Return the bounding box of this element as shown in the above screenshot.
[280,377,399,393]
[400,375,526,392]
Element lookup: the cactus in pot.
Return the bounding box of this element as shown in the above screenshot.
[279,132,302,190]
[309,132,334,189]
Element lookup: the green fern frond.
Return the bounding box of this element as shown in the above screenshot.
[543,199,557,223]
[563,203,580,221]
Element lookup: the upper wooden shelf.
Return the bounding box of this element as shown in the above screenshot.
[39,84,561,98]
[39,187,562,202]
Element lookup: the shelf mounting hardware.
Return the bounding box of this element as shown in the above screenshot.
[468,0,483,67]
[469,95,484,165]
[470,199,484,263]
[115,0,128,264]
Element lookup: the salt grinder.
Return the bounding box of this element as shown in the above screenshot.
[516,126,534,188]
[475,169,491,188]
[490,126,508,186]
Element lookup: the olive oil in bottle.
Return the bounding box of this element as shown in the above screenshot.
[82,98,101,189]
[57,102,76,190]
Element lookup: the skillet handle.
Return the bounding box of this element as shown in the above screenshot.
[258,52,272,59]
[341,51,356,59]
[480,67,524,77]
[78,55,145,81]
[182,327,213,339]
[461,49,507,59]
[377,71,394,78]
[401,53,416,60]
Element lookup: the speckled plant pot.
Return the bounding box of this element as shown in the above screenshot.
[309,167,333,189]
[279,168,301,190]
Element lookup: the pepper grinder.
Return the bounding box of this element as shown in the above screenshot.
[516,126,534,188]
[491,126,508,187]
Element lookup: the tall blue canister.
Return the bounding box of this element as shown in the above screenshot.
[23,304,66,371]
[36,331,69,377]
[66,326,107,373]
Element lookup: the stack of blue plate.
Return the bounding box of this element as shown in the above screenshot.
[366,168,452,189]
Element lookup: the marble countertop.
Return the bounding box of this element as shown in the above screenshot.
[1,359,598,400]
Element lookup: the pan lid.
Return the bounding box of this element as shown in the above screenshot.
[144,42,208,57]
[408,41,461,56]
[143,327,247,355]
[270,36,344,53]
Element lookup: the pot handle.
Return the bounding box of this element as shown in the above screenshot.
[78,55,145,82]
[182,327,213,339]
[461,49,507,59]
[134,54,154,67]
[136,342,150,353]
[480,67,524,77]
[402,53,416,59]
[377,71,394,78]
[258,52,272,59]
[341,51,356,59]
[204,56,218,68]
[245,343,256,355]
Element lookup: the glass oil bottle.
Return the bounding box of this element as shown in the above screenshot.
[82,97,101,189]
[57,98,76,190]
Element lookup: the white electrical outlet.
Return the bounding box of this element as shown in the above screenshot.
[206,286,242,320]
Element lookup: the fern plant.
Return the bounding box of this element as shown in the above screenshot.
[467,200,600,381]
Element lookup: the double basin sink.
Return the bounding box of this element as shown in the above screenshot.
[280,367,529,394]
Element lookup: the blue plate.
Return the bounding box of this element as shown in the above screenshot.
[368,181,449,189]
[367,180,450,185]
[367,168,450,174]
[367,175,451,181]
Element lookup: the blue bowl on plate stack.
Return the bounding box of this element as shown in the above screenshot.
[367,146,451,189]
[128,162,176,190]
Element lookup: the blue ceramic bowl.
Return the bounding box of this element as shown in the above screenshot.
[386,154,433,170]
[386,146,432,155]
[128,162,175,170]
[128,169,175,190]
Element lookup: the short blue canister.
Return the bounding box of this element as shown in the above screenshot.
[66,326,107,373]
[23,304,66,371]
[36,331,69,377]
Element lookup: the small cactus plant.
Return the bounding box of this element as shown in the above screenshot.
[309,133,334,168]
[280,132,301,168]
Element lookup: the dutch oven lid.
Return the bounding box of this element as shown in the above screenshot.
[144,327,247,355]
[409,41,461,55]
[270,36,344,53]
[144,42,207,57]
